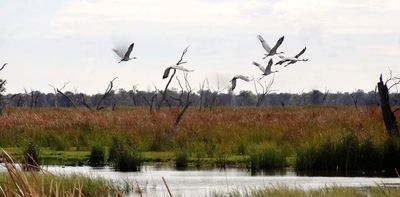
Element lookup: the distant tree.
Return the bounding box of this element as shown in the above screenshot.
[0,63,7,114]
[254,77,275,107]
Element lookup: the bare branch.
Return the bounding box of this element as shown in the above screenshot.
[254,75,275,107]
[97,77,118,110]
[176,46,189,65]
[0,63,7,71]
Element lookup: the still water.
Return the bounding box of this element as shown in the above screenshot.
[37,165,400,197]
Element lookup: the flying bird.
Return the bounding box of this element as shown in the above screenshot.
[257,35,285,59]
[253,59,277,78]
[275,47,308,67]
[163,65,194,79]
[230,75,251,91]
[112,43,137,63]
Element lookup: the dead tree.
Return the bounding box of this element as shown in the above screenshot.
[321,87,329,104]
[129,85,138,106]
[143,94,157,112]
[206,77,224,111]
[49,82,69,107]
[198,80,206,111]
[29,90,40,108]
[350,89,361,109]
[81,94,92,110]
[157,46,189,110]
[143,87,159,112]
[254,76,275,107]
[0,63,7,114]
[173,72,192,133]
[16,94,23,107]
[96,77,117,110]
[377,73,400,137]
[170,76,189,107]
[56,89,76,107]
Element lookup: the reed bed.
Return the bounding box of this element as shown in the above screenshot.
[0,106,397,171]
[211,186,400,197]
[0,150,132,196]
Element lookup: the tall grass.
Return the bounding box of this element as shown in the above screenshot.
[108,136,143,171]
[249,144,287,171]
[175,150,189,168]
[211,186,400,197]
[296,133,400,174]
[88,144,105,167]
[0,106,396,168]
[0,150,132,196]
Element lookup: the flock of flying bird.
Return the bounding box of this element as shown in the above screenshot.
[230,35,308,90]
[112,34,308,91]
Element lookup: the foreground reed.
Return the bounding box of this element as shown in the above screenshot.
[211,186,400,197]
[0,150,132,196]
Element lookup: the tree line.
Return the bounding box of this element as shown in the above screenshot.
[2,88,399,109]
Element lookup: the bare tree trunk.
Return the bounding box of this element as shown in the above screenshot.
[57,89,76,107]
[350,93,358,109]
[158,69,176,110]
[173,102,191,132]
[96,77,117,110]
[377,75,399,137]
[17,95,23,107]
[81,95,92,110]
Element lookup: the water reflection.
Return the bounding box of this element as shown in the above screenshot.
[42,165,400,196]
[2,164,400,196]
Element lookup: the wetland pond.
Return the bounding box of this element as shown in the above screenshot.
[34,165,400,196]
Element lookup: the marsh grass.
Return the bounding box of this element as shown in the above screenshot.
[211,186,400,197]
[0,150,132,196]
[88,144,105,167]
[0,106,397,169]
[296,133,400,174]
[249,144,287,171]
[175,150,189,168]
[22,141,40,171]
[108,136,143,171]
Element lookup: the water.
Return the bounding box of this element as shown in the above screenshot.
[32,165,400,197]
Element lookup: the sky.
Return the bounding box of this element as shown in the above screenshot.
[0,0,399,94]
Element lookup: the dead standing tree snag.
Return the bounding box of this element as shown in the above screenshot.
[254,76,275,107]
[158,46,190,110]
[49,82,70,107]
[173,73,193,133]
[377,73,400,137]
[157,46,194,133]
[0,63,7,114]
[96,77,118,110]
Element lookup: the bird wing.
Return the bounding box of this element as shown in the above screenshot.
[171,65,194,72]
[294,47,307,58]
[252,61,265,73]
[275,60,289,65]
[257,35,271,52]
[265,59,273,72]
[270,36,284,53]
[236,75,250,82]
[124,43,134,59]
[162,67,172,79]
[112,49,124,58]
[278,55,287,59]
[230,78,237,90]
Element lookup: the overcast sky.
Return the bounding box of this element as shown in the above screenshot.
[1,0,399,94]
